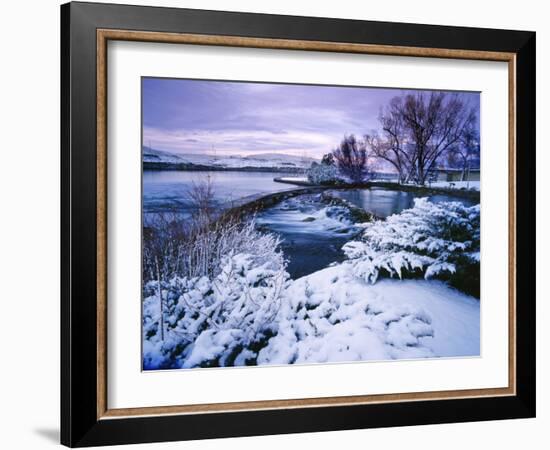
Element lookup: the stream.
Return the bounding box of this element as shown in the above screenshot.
[256,187,478,279]
[143,170,478,279]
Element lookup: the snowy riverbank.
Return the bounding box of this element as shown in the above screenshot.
[257,266,480,365]
[143,196,481,370]
[144,262,480,370]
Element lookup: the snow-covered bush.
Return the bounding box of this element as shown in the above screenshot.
[143,222,290,369]
[307,162,342,185]
[257,266,437,365]
[143,213,281,281]
[343,198,480,296]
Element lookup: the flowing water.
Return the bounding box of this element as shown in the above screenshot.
[143,171,478,278]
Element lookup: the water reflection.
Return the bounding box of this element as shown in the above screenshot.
[329,187,477,218]
[257,188,478,278]
[143,170,295,214]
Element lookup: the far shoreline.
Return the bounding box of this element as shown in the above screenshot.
[143,162,306,173]
[272,177,481,201]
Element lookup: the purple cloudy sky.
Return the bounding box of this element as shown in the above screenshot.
[142,78,480,158]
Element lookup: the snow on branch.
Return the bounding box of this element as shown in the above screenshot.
[343,198,480,289]
[143,222,290,370]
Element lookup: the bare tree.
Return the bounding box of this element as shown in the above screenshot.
[321,153,335,166]
[365,96,411,184]
[367,92,476,185]
[445,120,480,181]
[186,175,217,226]
[332,134,371,183]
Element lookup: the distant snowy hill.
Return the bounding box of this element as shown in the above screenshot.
[143,147,187,164]
[143,147,318,172]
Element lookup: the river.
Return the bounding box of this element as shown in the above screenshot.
[143,170,296,215]
[143,170,478,279]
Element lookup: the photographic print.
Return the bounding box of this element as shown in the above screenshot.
[141,78,481,371]
[62,6,535,444]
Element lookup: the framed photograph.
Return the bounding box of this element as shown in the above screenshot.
[61,1,536,447]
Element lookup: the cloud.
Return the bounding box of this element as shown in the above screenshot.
[142,78,480,158]
[143,126,338,157]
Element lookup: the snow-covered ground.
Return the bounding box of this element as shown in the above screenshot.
[143,261,480,369]
[258,265,480,365]
[143,147,317,170]
[429,181,480,191]
[143,147,186,164]
[370,179,480,191]
[142,196,480,369]
[276,176,309,183]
